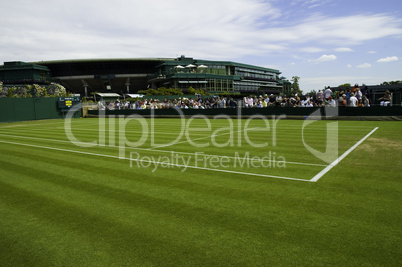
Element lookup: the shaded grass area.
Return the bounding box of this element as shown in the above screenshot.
[0,118,401,266]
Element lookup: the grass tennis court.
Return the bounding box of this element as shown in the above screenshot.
[0,117,401,266]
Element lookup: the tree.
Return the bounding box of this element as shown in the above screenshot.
[291,76,302,95]
[187,86,208,95]
[137,87,183,96]
[338,83,352,88]
[381,80,402,85]
[306,89,317,97]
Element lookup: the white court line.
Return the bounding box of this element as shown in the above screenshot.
[0,139,311,182]
[0,133,326,167]
[0,121,65,128]
[310,127,379,182]
[1,126,207,136]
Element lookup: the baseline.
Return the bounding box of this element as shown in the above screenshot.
[310,127,379,182]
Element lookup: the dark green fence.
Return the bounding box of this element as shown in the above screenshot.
[0,97,81,123]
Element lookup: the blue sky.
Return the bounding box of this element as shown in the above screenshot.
[1,0,401,92]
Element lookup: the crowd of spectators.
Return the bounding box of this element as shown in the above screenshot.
[98,96,237,110]
[97,85,392,110]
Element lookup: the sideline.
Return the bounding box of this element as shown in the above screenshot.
[0,139,311,182]
[0,133,327,167]
[310,127,379,182]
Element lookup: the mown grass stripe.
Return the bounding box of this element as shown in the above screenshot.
[310,127,379,182]
[0,133,327,167]
[1,119,400,266]
[0,139,311,182]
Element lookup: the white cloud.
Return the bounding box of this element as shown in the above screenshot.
[301,0,332,9]
[260,14,402,46]
[316,54,337,62]
[368,51,377,54]
[0,0,283,62]
[356,63,371,68]
[377,56,399,63]
[0,0,402,63]
[347,64,353,68]
[335,47,353,52]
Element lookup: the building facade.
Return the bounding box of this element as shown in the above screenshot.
[0,61,51,85]
[0,56,289,97]
[148,56,289,95]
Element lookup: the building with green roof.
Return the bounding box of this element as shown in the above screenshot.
[0,56,290,97]
[0,61,51,85]
[149,56,289,95]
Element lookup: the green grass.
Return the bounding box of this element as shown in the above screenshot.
[0,118,401,266]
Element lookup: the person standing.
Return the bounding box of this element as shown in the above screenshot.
[349,93,358,107]
[269,94,276,105]
[345,88,351,106]
[264,94,270,106]
[355,88,363,101]
[325,87,332,100]
[247,96,254,108]
[316,90,324,106]
[243,96,249,108]
[363,95,370,107]
[339,94,346,107]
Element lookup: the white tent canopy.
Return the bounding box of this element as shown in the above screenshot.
[126,94,144,98]
[95,93,120,97]
[95,93,121,101]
